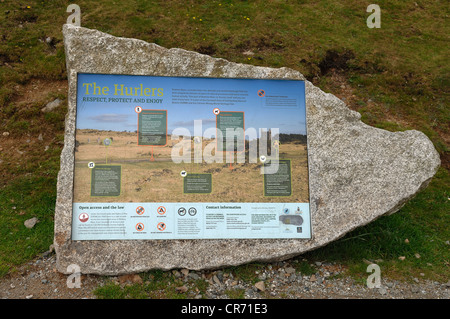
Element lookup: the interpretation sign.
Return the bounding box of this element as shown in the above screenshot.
[72,73,311,240]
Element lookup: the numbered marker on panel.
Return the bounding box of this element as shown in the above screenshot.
[135,106,142,114]
[103,138,112,147]
[193,136,202,144]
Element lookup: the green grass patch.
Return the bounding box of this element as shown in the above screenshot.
[0,176,57,276]
[293,260,317,276]
[94,270,193,299]
[226,263,266,284]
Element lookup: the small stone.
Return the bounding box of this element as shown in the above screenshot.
[285,267,296,274]
[374,259,384,263]
[315,261,322,267]
[310,274,317,282]
[176,285,188,293]
[24,217,39,229]
[378,287,387,295]
[188,272,200,281]
[38,133,43,141]
[25,295,33,299]
[41,98,61,113]
[118,274,142,284]
[398,256,406,261]
[212,275,221,285]
[255,281,265,292]
[414,253,421,259]
[132,274,143,284]
[2,131,9,136]
[181,269,189,277]
[404,239,410,244]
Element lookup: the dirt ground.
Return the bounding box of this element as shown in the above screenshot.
[0,251,448,300]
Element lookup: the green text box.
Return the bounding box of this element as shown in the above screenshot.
[91,165,122,197]
[216,111,244,152]
[263,159,292,196]
[183,173,212,194]
[138,110,167,146]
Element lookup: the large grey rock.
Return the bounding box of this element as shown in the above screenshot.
[54,24,440,275]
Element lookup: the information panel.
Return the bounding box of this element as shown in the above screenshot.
[72,73,311,240]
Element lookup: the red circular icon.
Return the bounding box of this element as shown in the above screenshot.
[213,107,220,115]
[136,223,144,231]
[79,213,89,223]
[157,222,166,231]
[157,206,166,215]
[257,89,265,97]
[136,206,145,215]
[135,106,142,113]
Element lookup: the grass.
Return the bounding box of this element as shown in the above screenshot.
[0,0,448,294]
[0,176,57,276]
[93,270,209,299]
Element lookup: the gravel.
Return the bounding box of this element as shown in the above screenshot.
[0,254,448,299]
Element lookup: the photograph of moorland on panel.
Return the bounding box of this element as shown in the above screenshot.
[73,73,309,205]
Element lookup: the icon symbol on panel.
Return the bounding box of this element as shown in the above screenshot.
[136,223,144,231]
[178,207,186,216]
[188,207,197,216]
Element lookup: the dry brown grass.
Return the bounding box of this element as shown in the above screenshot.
[73,129,309,203]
